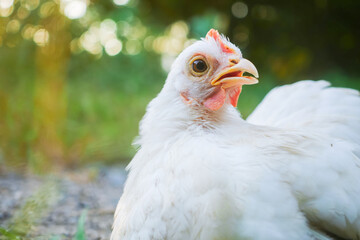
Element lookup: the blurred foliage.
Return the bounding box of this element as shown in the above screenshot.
[0,0,359,171]
[0,227,21,240]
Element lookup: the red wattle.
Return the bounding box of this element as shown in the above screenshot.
[228,86,242,108]
[203,88,226,111]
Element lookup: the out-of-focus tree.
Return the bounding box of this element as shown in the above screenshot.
[0,0,359,171]
[32,5,70,170]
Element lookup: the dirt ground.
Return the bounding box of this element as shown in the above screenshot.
[0,166,127,239]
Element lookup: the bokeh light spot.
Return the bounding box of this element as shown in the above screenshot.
[251,5,277,21]
[6,19,20,34]
[39,1,56,18]
[169,21,188,38]
[33,28,49,46]
[0,5,13,17]
[21,0,40,11]
[113,0,129,6]
[80,24,103,55]
[101,19,117,32]
[231,2,248,19]
[100,19,117,46]
[0,0,14,9]
[125,40,141,55]
[105,39,122,56]
[17,6,30,19]
[61,0,87,19]
[143,36,154,51]
[152,21,190,56]
[22,24,37,39]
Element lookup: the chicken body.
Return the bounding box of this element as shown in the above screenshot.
[111,30,360,240]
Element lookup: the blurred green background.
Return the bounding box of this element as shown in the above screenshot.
[0,0,359,172]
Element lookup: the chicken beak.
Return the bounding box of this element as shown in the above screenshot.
[211,58,259,88]
[204,58,259,109]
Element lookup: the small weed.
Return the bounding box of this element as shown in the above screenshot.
[0,227,22,240]
[73,210,87,240]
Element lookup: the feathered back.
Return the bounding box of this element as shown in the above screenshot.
[247,80,360,146]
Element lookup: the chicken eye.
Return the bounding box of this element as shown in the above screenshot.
[192,59,208,73]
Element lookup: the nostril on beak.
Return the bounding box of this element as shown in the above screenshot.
[230,59,239,65]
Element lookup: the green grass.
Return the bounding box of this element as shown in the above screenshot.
[0,227,22,240]
[73,210,87,240]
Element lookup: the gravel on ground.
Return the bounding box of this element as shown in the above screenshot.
[0,166,127,240]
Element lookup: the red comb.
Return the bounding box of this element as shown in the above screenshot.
[206,29,221,41]
[205,29,235,54]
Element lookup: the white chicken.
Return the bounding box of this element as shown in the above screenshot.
[111,29,360,240]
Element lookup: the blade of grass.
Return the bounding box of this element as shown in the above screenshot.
[0,227,21,240]
[10,180,60,236]
[73,210,87,240]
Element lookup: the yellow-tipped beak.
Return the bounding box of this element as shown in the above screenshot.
[211,58,259,88]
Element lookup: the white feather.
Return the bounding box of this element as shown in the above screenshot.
[248,80,360,239]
